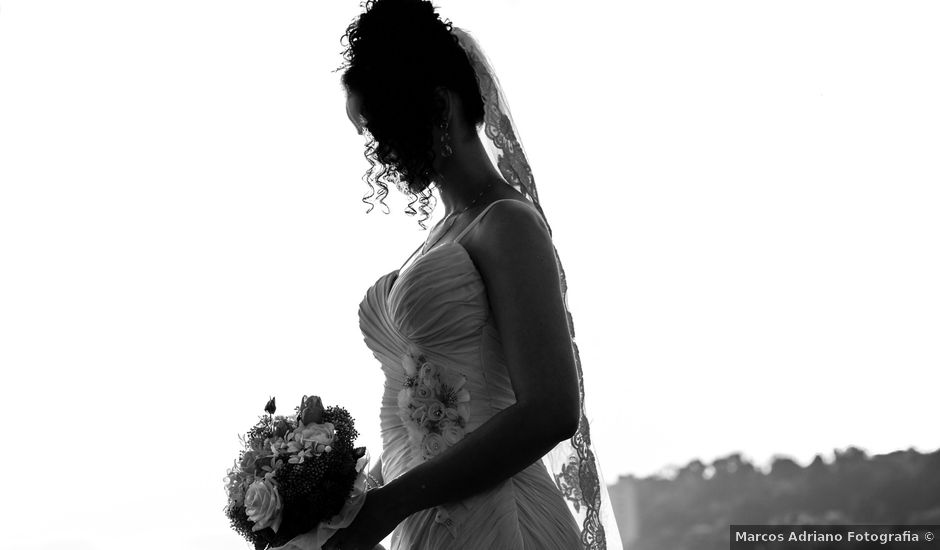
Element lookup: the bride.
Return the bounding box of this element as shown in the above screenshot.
[325,1,621,548]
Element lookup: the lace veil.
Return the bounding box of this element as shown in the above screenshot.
[451,27,623,550]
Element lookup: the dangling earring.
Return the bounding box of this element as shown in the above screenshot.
[440,120,454,158]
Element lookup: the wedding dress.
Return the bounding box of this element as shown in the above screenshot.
[359,199,584,549]
[354,26,622,550]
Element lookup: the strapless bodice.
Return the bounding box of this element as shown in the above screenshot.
[358,241,520,483]
[356,199,583,549]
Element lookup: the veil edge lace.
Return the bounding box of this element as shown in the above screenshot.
[452,26,623,550]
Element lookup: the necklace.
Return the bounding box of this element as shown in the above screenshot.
[421,180,496,254]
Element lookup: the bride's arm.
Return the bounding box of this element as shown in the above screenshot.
[381,199,580,516]
[325,200,580,549]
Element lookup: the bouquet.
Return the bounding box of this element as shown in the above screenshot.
[224,395,369,550]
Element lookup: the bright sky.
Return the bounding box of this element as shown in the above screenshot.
[1,1,938,549]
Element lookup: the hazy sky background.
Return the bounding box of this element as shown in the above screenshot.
[1,1,938,549]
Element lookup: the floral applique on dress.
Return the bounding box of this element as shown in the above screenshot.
[397,345,471,462]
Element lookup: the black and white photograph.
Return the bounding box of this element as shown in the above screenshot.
[1,1,938,549]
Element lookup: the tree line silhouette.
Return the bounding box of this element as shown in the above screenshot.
[608,446,940,550]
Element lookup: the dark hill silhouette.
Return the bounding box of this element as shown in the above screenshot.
[607,446,940,550]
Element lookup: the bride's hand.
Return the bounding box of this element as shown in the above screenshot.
[323,487,399,550]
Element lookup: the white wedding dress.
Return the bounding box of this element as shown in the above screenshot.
[348,25,622,550]
[358,198,584,549]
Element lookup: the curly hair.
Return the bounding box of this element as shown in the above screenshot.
[339,0,485,228]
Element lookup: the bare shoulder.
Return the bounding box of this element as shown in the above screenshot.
[461,198,557,290]
[461,199,552,259]
[459,201,577,419]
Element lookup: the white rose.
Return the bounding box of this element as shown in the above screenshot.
[300,422,335,452]
[419,361,439,382]
[410,405,428,427]
[426,401,445,422]
[244,477,283,533]
[421,432,446,460]
[414,384,434,401]
[444,407,459,421]
[441,424,466,446]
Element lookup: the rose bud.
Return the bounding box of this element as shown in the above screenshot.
[264,397,276,415]
[273,418,291,438]
[298,395,324,425]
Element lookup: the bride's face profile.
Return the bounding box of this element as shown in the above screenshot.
[345,91,366,136]
[338,0,486,226]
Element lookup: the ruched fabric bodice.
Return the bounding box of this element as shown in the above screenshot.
[357,199,581,549]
